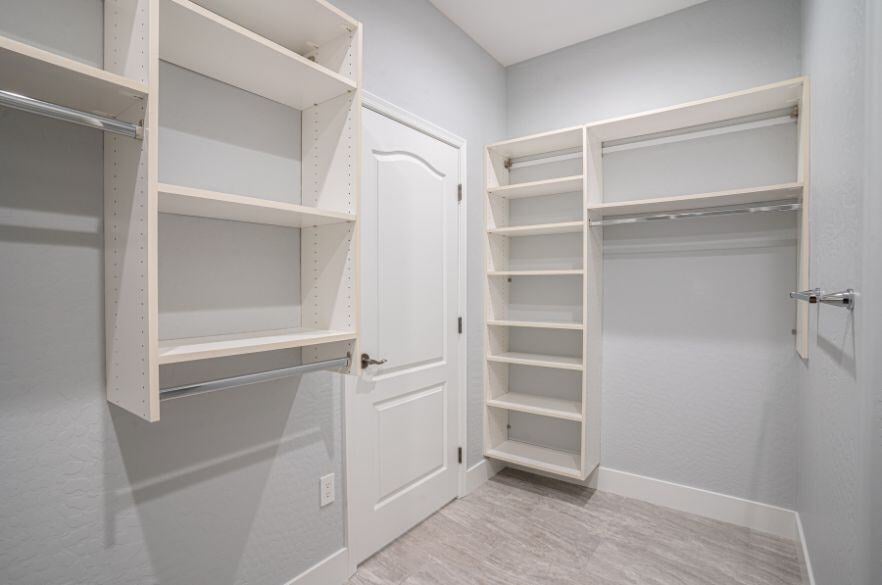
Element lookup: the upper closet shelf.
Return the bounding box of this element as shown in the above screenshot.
[191,0,358,55]
[158,328,357,364]
[158,184,355,227]
[587,182,803,219]
[159,0,356,110]
[0,35,147,119]
[488,126,583,159]
[488,176,583,199]
[588,77,805,142]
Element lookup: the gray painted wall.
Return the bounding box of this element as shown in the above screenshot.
[503,0,804,508]
[328,0,507,468]
[506,0,802,137]
[799,0,879,584]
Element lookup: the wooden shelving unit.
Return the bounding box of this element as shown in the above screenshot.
[0,35,148,119]
[483,77,810,481]
[158,0,355,110]
[158,184,356,228]
[587,182,803,219]
[483,126,600,481]
[158,328,358,364]
[94,0,364,421]
[488,221,584,237]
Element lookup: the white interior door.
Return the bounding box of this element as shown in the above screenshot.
[349,106,461,565]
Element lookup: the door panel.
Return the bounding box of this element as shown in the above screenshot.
[350,106,460,565]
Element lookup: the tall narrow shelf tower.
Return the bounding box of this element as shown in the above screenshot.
[484,127,602,480]
[101,0,363,421]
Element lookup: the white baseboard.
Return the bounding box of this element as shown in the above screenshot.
[794,513,816,585]
[590,467,798,540]
[284,548,349,585]
[463,458,505,495]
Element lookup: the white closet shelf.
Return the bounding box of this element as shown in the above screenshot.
[488,126,583,160]
[587,182,803,218]
[487,269,583,277]
[488,221,584,237]
[488,176,583,200]
[487,319,583,331]
[588,77,805,142]
[487,352,583,371]
[487,392,582,421]
[0,35,147,119]
[159,0,356,110]
[158,328,357,364]
[192,0,357,56]
[485,440,582,479]
[158,183,355,227]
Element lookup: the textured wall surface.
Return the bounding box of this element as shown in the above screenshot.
[329,0,507,467]
[506,0,802,137]
[503,0,804,507]
[799,0,875,584]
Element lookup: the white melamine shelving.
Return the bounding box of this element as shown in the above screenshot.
[487,320,583,330]
[0,35,147,119]
[158,184,356,227]
[487,352,583,371]
[484,125,595,481]
[487,269,583,277]
[485,440,582,479]
[488,176,584,200]
[483,76,811,479]
[158,328,357,364]
[587,182,803,219]
[159,0,355,110]
[191,0,358,57]
[97,0,363,421]
[488,221,584,237]
[487,393,582,421]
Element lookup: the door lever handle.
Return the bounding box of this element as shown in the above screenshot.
[361,353,388,369]
[819,289,856,310]
[790,288,821,303]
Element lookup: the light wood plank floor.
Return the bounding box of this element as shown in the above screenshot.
[349,468,804,585]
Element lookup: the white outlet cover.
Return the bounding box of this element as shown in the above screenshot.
[320,473,335,507]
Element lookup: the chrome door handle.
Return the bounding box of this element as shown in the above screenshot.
[790,288,821,303]
[819,289,856,310]
[361,353,388,369]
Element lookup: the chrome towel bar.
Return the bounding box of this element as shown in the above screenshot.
[0,89,143,139]
[160,355,351,401]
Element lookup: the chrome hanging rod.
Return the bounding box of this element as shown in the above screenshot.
[602,107,797,154]
[789,288,856,310]
[0,89,143,139]
[590,201,801,227]
[506,147,582,170]
[159,355,351,401]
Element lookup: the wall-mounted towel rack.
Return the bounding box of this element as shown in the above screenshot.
[160,355,351,401]
[0,89,143,139]
[589,201,801,226]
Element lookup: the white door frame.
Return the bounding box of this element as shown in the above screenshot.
[345,91,468,574]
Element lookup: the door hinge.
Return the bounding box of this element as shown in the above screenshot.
[457,316,463,334]
[457,447,463,464]
[457,183,462,202]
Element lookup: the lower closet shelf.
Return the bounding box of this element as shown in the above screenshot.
[487,392,582,421]
[486,352,583,371]
[158,328,357,364]
[486,440,582,478]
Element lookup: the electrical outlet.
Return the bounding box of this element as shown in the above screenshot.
[320,473,335,507]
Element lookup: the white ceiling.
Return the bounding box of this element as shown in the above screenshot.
[428,0,711,66]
